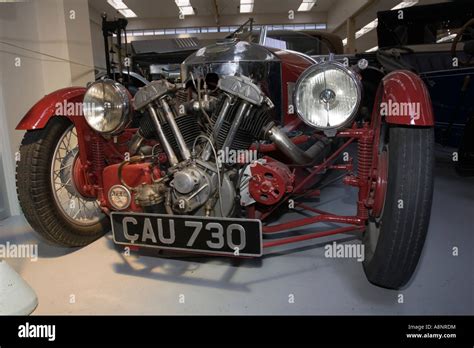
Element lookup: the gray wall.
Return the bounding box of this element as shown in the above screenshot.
[0,0,95,216]
[89,5,107,72]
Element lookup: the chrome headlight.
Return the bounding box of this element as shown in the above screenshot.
[83,79,132,135]
[294,62,361,130]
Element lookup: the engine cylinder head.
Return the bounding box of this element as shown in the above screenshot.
[138,112,201,157]
[208,99,273,151]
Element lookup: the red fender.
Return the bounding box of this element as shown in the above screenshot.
[15,87,97,172]
[16,87,86,130]
[379,70,434,126]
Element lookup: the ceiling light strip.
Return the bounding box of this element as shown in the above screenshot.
[297,0,317,12]
[107,0,137,17]
[175,0,195,15]
[240,0,254,13]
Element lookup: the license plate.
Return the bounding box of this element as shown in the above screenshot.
[111,212,263,257]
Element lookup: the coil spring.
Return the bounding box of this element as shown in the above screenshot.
[91,136,105,182]
[357,138,372,181]
[357,133,373,219]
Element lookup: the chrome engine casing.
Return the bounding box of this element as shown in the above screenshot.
[169,160,235,217]
[181,39,282,118]
[170,163,212,214]
[181,40,279,81]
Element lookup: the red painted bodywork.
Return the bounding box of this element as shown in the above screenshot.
[372,150,388,218]
[14,87,99,176]
[102,162,157,212]
[380,70,434,126]
[72,155,94,198]
[16,87,86,130]
[15,86,141,205]
[268,48,313,124]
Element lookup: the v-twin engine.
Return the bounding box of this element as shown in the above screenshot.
[123,75,273,217]
[105,74,327,218]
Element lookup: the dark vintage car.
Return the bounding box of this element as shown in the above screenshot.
[103,17,344,85]
[376,1,474,174]
[15,13,437,290]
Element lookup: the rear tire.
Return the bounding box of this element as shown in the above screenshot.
[16,117,109,247]
[363,127,434,289]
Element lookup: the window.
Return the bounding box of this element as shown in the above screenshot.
[265,37,287,50]
[125,23,327,37]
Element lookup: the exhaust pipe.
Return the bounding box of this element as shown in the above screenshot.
[265,125,331,165]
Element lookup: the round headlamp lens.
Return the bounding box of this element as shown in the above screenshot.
[83,79,131,134]
[295,62,361,130]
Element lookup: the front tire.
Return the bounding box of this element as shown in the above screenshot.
[363,127,434,289]
[16,117,109,247]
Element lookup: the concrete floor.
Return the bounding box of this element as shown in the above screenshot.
[0,155,473,315]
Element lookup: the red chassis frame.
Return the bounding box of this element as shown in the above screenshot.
[16,70,434,252]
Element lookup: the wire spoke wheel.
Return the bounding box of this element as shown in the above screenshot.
[17,117,109,246]
[50,125,101,226]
